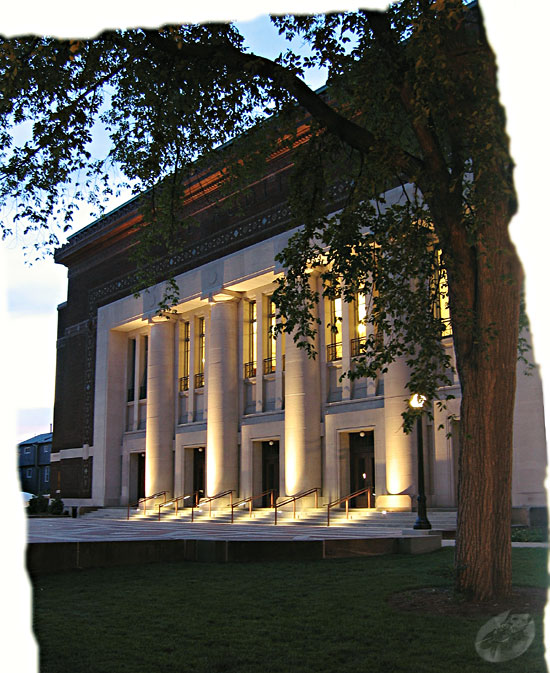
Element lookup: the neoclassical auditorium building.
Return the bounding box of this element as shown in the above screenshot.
[51,140,547,517]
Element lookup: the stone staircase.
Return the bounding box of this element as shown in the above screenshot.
[81,504,457,533]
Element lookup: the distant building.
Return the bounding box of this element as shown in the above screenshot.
[18,433,52,495]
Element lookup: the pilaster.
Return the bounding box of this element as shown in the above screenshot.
[380,355,415,510]
[145,318,175,497]
[284,275,321,501]
[206,299,239,499]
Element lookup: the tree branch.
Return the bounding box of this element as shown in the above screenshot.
[142,29,424,178]
[363,9,451,193]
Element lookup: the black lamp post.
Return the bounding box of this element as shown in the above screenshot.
[409,394,431,530]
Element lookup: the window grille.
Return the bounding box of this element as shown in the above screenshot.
[327,342,343,362]
[350,336,367,358]
[263,357,276,375]
[244,361,257,378]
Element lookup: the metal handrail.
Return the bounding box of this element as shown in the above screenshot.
[157,491,199,520]
[127,490,167,520]
[327,342,342,362]
[350,336,367,357]
[230,489,275,523]
[327,487,374,526]
[244,361,257,378]
[274,487,320,525]
[263,357,276,375]
[191,489,234,522]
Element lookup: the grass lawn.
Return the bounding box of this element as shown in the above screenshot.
[32,548,547,673]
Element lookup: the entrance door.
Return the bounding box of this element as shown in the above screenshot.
[193,448,205,501]
[262,441,279,507]
[349,431,375,507]
[137,453,145,500]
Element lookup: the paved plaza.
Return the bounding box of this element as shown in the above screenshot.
[27,512,547,552]
[27,516,436,543]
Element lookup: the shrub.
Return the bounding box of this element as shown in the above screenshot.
[511,526,548,543]
[28,495,49,514]
[48,498,65,515]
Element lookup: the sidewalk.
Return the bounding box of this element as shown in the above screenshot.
[441,539,548,548]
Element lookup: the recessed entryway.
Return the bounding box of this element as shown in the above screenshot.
[262,440,279,506]
[349,431,375,507]
[129,452,146,503]
[193,447,205,501]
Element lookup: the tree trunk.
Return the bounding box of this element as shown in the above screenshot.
[450,210,523,601]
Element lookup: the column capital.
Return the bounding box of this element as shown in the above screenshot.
[144,312,178,324]
[208,288,243,303]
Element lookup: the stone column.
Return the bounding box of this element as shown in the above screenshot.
[284,300,321,501]
[206,300,239,499]
[145,318,175,497]
[379,355,415,510]
[92,326,127,506]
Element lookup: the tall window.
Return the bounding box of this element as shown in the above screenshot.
[195,317,205,388]
[264,297,277,374]
[180,321,190,391]
[139,336,148,399]
[351,293,368,357]
[327,296,343,361]
[43,466,50,483]
[434,251,452,337]
[127,338,136,401]
[245,301,257,378]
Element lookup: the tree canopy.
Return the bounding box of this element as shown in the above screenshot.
[0,1,528,601]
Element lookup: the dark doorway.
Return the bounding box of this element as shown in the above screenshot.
[262,441,279,507]
[193,447,205,501]
[349,431,375,507]
[137,453,145,500]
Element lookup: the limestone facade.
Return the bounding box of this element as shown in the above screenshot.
[52,217,547,512]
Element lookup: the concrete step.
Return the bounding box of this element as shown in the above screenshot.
[84,505,457,529]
